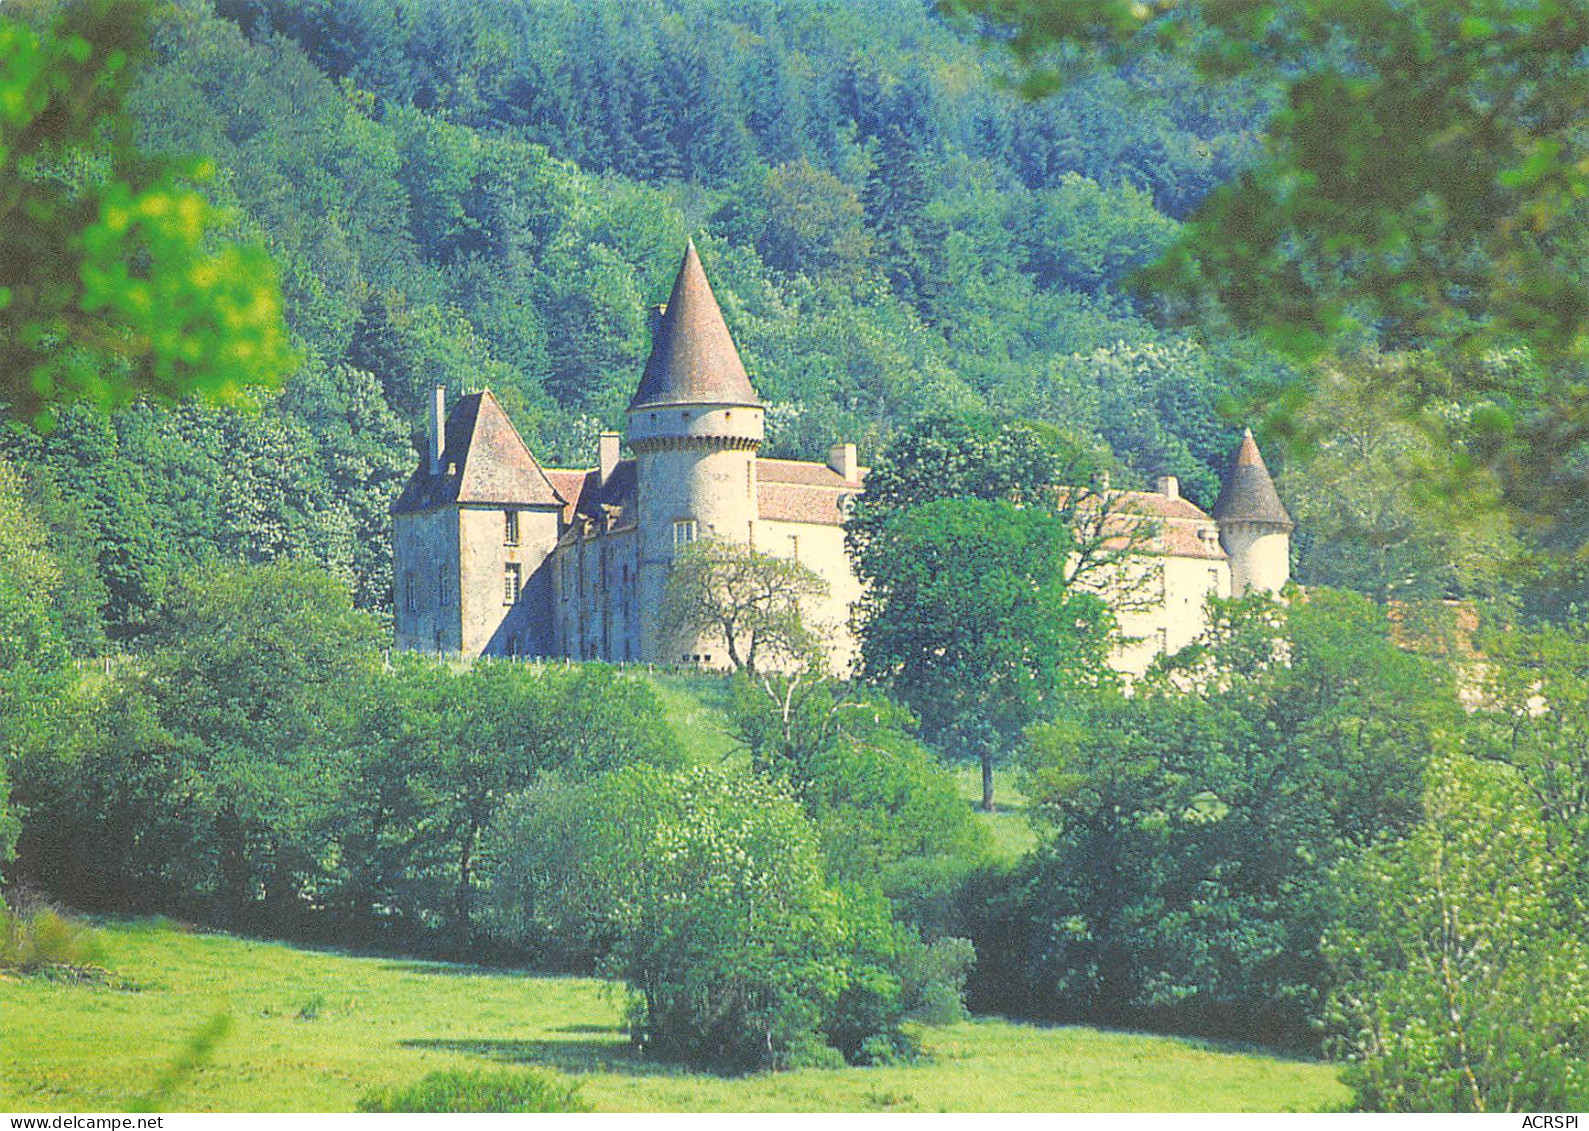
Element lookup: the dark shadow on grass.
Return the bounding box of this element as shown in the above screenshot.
[400,1037,692,1079]
[380,960,570,979]
[967,1014,1329,1066]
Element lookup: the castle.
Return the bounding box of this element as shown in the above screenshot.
[391,241,1293,676]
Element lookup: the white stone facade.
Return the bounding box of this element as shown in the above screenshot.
[391,245,1294,677]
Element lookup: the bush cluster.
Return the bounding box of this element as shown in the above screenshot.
[0,900,105,974]
[485,765,972,1071]
[356,1069,590,1114]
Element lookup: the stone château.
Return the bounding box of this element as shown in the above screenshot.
[391,241,1293,675]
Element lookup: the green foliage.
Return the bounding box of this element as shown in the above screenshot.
[1278,356,1519,602]
[948,0,1589,359]
[730,676,987,904]
[847,414,1063,558]
[969,588,1452,1045]
[0,455,79,868]
[484,764,967,1072]
[7,559,680,945]
[948,0,1589,569]
[1470,619,1589,923]
[0,902,104,973]
[357,1069,590,1114]
[1325,754,1589,1112]
[0,0,295,428]
[855,495,1112,810]
[1024,174,1179,296]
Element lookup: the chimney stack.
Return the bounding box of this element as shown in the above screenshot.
[598,431,621,486]
[1156,474,1179,500]
[827,441,858,482]
[428,386,446,476]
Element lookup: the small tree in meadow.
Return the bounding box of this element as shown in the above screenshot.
[485,764,964,1071]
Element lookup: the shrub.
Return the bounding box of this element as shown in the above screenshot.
[356,1069,590,1113]
[485,765,952,1072]
[0,901,105,973]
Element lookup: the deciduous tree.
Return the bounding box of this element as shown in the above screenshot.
[1,0,295,428]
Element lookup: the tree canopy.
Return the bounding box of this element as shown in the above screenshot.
[1,0,295,428]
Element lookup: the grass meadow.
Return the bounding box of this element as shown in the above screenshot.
[2,921,1348,1113]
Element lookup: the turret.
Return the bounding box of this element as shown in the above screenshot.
[627,240,764,661]
[1215,428,1293,596]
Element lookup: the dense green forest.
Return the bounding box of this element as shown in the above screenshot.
[0,0,1299,642]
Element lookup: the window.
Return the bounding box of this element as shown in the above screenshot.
[673,519,697,547]
[437,565,446,605]
[747,463,753,499]
[404,571,416,613]
[788,534,800,561]
[504,563,521,605]
[504,509,520,546]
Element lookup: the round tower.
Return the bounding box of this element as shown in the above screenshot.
[1215,428,1294,596]
[628,240,764,662]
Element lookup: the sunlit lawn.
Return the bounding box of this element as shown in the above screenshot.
[2,922,1347,1113]
[954,764,1039,861]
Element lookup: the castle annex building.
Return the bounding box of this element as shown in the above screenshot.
[392,242,1293,675]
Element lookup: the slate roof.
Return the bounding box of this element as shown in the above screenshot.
[391,390,565,515]
[629,240,761,410]
[1213,429,1293,528]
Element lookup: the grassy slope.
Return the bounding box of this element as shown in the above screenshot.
[954,765,1040,861]
[640,670,1040,862]
[2,923,1347,1113]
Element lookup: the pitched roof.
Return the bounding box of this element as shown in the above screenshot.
[629,240,761,410]
[391,390,565,514]
[545,460,638,529]
[755,459,862,525]
[1065,488,1228,561]
[1213,429,1293,528]
[757,457,862,488]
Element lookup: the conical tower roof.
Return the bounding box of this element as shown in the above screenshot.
[629,240,761,410]
[1213,428,1293,528]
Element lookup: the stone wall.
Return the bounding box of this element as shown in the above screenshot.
[393,508,460,652]
[756,517,861,674]
[457,503,560,657]
[1221,522,1291,596]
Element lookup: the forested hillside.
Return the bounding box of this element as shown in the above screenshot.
[3,0,1287,642]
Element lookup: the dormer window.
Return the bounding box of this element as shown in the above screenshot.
[505,509,520,546]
